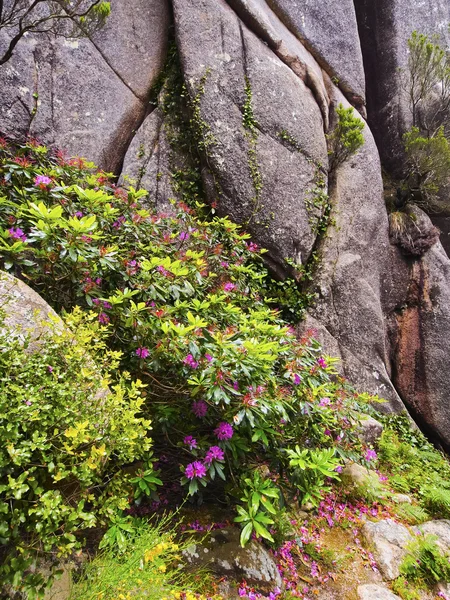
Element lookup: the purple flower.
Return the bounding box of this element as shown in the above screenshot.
[8,227,27,242]
[34,174,51,187]
[179,231,190,241]
[185,461,207,480]
[136,347,150,359]
[319,397,331,407]
[324,429,331,436]
[365,449,378,462]
[183,354,199,369]
[205,353,213,362]
[238,589,247,598]
[335,465,343,473]
[317,357,327,369]
[223,282,236,292]
[293,374,301,385]
[204,446,224,465]
[75,211,84,218]
[220,261,229,269]
[233,381,239,391]
[214,422,233,441]
[98,313,110,324]
[192,400,208,418]
[47,365,53,373]
[183,436,198,450]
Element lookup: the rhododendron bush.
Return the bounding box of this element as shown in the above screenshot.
[0,139,378,551]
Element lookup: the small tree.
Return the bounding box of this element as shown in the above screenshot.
[401,31,450,208]
[327,103,365,171]
[406,31,450,135]
[0,0,110,66]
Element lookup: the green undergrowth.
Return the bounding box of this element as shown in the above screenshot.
[69,516,220,600]
[379,414,450,521]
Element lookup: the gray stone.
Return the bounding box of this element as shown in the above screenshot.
[357,584,402,600]
[303,86,406,413]
[341,463,386,501]
[173,0,328,276]
[362,519,412,580]
[391,494,413,505]
[182,527,282,593]
[0,271,62,353]
[267,0,366,107]
[120,108,177,213]
[358,416,384,446]
[389,205,440,256]
[0,0,170,172]
[414,520,450,554]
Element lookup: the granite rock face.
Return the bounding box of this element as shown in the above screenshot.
[0,0,170,172]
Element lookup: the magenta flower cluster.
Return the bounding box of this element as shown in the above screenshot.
[8,227,27,242]
[183,354,199,369]
[136,347,150,359]
[192,400,208,418]
[184,461,206,480]
[34,174,52,187]
[214,422,234,440]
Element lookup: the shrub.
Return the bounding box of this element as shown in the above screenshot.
[400,534,450,584]
[70,517,220,600]
[0,139,374,551]
[0,307,154,597]
[327,104,365,171]
[403,125,450,208]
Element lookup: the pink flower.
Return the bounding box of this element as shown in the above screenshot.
[319,397,331,407]
[98,313,110,324]
[185,461,207,479]
[183,436,198,450]
[204,446,224,465]
[214,422,233,440]
[8,227,27,242]
[317,357,327,369]
[136,347,150,359]
[34,174,51,187]
[192,400,208,418]
[335,465,343,473]
[183,354,199,369]
[365,449,378,462]
[205,353,213,362]
[179,231,190,241]
[223,282,236,292]
[293,374,301,385]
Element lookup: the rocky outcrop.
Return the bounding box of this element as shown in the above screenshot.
[362,519,412,580]
[0,0,170,172]
[2,0,450,446]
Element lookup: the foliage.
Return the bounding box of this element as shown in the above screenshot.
[286,446,340,506]
[400,534,450,584]
[0,307,154,598]
[379,415,450,518]
[234,471,280,545]
[391,576,422,600]
[0,1,111,66]
[405,30,450,132]
[401,31,450,208]
[403,125,450,207]
[0,138,375,558]
[327,104,365,171]
[70,517,221,600]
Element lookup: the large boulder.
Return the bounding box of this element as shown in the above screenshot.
[390,237,450,449]
[266,0,366,108]
[361,519,412,580]
[0,0,170,172]
[182,527,283,594]
[0,270,62,352]
[172,0,328,276]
